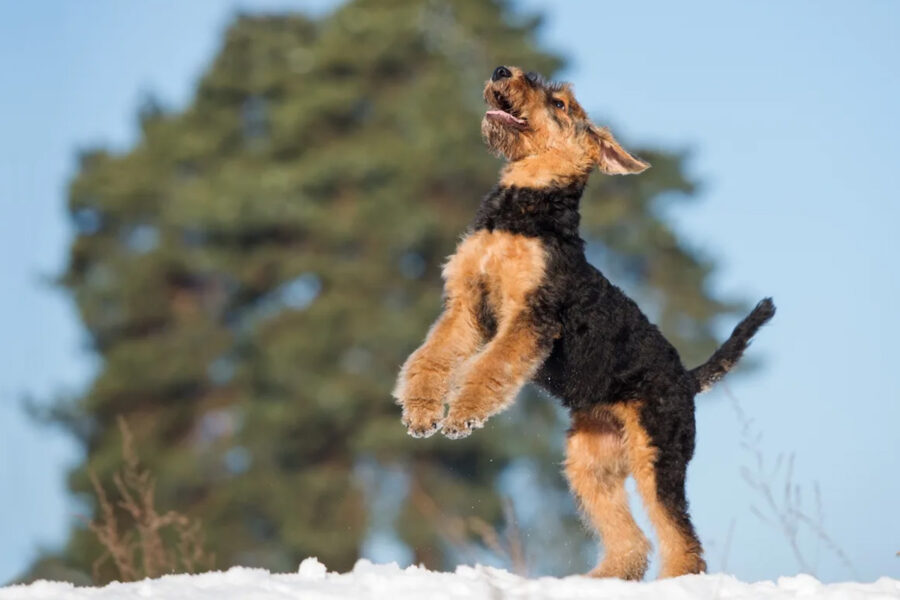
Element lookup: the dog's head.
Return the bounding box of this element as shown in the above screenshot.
[481,66,649,187]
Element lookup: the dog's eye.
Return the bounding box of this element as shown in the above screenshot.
[552,99,566,110]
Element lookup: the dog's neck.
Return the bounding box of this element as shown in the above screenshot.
[499,149,594,189]
[472,183,585,242]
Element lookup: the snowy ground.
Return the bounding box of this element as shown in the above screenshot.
[2,558,898,600]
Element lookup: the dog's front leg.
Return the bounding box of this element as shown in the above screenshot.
[442,310,553,439]
[394,297,482,438]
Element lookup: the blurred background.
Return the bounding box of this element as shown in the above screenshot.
[1,0,898,586]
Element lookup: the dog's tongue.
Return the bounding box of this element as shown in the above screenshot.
[486,109,526,126]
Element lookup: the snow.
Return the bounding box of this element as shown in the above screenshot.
[2,558,898,599]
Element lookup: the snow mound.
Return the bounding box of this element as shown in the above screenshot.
[2,559,898,599]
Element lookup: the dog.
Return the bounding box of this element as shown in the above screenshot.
[393,65,775,579]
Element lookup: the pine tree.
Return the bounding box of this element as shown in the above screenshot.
[32,0,737,582]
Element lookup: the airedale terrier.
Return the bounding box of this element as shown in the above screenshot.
[394,65,775,579]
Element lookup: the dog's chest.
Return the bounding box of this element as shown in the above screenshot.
[443,230,547,320]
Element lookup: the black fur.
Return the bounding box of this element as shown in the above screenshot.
[472,183,774,408]
[472,182,774,543]
[691,298,776,391]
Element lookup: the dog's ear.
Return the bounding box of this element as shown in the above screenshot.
[589,127,650,175]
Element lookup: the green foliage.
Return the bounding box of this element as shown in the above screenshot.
[38,0,738,582]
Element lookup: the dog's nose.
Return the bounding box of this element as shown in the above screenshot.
[491,66,512,82]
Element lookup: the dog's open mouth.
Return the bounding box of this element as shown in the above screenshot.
[486,91,527,129]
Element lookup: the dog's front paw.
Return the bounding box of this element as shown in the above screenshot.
[441,414,485,439]
[405,417,442,439]
[401,398,444,439]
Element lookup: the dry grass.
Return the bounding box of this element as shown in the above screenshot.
[85,416,214,583]
[728,389,858,578]
[410,479,528,575]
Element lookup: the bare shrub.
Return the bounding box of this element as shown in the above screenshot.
[85,417,214,582]
[729,389,858,578]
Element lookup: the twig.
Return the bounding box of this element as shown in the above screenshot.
[409,478,529,574]
[720,518,736,573]
[85,469,138,582]
[727,387,857,578]
[502,497,527,576]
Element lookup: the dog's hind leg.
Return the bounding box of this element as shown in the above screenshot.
[612,401,706,578]
[564,409,651,580]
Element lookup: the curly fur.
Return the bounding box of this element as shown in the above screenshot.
[395,65,775,579]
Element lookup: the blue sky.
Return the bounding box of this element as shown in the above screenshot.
[1,0,898,584]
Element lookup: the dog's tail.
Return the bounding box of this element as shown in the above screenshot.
[691,297,776,393]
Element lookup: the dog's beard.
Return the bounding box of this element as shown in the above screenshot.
[481,118,525,160]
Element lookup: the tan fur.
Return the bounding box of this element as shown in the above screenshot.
[443,312,547,432]
[395,230,551,436]
[589,127,651,176]
[442,230,546,319]
[393,234,491,434]
[481,66,648,184]
[441,231,552,433]
[609,402,706,578]
[393,303,483,434]
[499,145,594,189]
[565,410,651,580]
